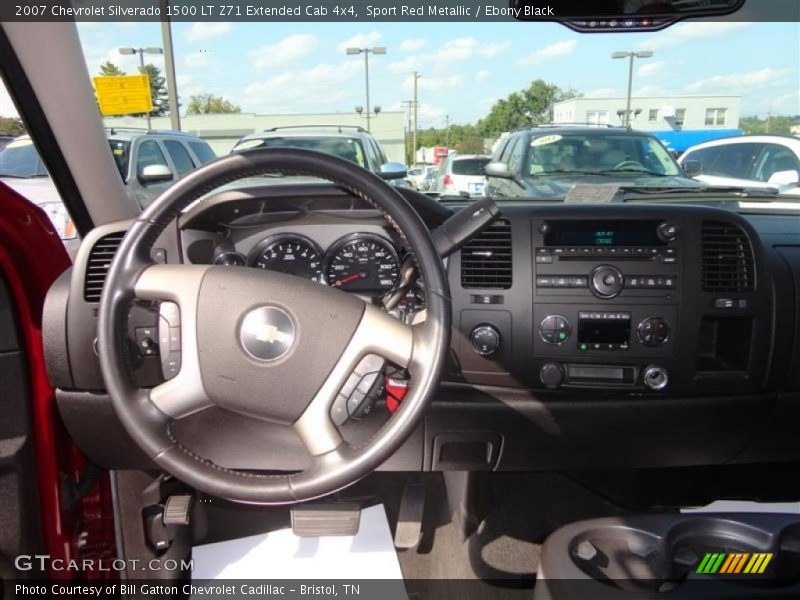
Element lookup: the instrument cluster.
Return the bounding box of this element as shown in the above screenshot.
[212,232,409,297]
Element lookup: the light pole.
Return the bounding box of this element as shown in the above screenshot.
[346,46,386,132]
[119,46,164,129]
[611,50,653,127]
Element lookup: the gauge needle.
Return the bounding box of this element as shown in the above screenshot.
[333,273,360,287]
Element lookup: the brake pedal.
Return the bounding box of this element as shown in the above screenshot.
[291,502,361,537]
[394,481,425,549]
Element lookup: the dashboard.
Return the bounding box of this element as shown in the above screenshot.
[44,183,800,474]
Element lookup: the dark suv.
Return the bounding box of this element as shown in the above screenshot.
[484,125,702,199]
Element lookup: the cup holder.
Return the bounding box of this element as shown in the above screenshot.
[567,516,800,594]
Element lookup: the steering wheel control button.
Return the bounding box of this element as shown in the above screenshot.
[135,327,158,357]
[590,265,624,298]
[539,315,571,345]
[239,306,295,362]
[470,324,501,356]
[163,352,181,380]
[637,317,670,347]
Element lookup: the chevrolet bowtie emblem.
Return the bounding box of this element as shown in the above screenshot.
[250,324,292,344]
[240,306,295,361]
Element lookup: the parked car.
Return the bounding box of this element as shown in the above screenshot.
[0,130,217,239]
[678,135,800,196]
[484,126,703,200]
[106,128,218,207]
[406,164,439,190]
[231,125,408,186]
[435,154,491,198]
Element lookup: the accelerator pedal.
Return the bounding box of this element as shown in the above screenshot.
[291,502,361,537]
[394,480,425,549]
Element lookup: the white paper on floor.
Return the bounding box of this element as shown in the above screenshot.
[191,504,405,580]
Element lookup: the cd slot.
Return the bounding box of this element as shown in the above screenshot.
[565,364,639,386]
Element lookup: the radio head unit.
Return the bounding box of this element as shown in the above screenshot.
[543,220,666,247]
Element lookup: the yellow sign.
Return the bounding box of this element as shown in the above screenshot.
[92,74,153,117]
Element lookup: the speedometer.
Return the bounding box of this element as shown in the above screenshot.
[248,234,325,283]
[325,234,400,293]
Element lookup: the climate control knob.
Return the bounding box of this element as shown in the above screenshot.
[643,365,669,390]
[539,315,571,345]
[637,317,670,347]
[590,265,624,299]
[470,324,501,356]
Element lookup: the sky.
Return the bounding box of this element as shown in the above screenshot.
[2,20,799,128]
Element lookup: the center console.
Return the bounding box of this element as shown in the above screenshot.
[450,204,771,396]
[533,218,680,391]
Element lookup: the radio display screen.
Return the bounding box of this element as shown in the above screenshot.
[578,319,631,344]
[544,220,664,246]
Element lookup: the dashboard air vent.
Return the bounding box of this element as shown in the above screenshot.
[84,231,125,302]
[701,221,755,293]
[461,219,512,289]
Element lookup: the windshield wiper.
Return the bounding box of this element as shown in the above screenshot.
[528,169,619,178]
[596,168,673,177]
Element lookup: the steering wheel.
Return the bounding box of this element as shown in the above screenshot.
[97,148,451,504]
[613,160,646,171]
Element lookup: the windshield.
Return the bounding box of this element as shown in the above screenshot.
[525,133,680,177]
[20,12,796,210]
[232,136,368,168]
[0,138,47,178]
[108,139,131,180]
[453,158,491,176]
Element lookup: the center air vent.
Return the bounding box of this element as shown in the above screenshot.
[701,221,755,293]
[461,219,512,289]
[83,231,125,302]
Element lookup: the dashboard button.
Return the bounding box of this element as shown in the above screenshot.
[553,276,570,287]
[536,276,554,288]
[570,276,588,288]
[535,255,553,264]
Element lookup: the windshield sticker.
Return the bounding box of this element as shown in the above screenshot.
[531,135,562,147]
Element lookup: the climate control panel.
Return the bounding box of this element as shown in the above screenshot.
[534,305,676,358]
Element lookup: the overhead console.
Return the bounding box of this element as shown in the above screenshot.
[448,204,772,396]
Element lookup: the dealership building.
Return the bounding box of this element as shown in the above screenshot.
[103,111,407,162]
[553,95,742,152]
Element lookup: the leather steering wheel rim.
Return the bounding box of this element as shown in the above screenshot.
[97,148,451,504]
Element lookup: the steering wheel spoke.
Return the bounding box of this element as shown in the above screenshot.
[134,264,213,418]
[293,303,414,456]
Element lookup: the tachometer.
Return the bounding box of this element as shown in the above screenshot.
[248,234,325,283]
[325,234,400,293]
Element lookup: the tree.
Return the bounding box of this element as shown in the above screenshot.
[740,114,797,136]
[99,61,125,76]
[478,79,580,137]
[186,94,241,115]
[139,64,169,117]
[0,116,25,136]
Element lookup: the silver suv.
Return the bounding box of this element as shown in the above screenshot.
[231,125,407,185]
[107,128,217,207]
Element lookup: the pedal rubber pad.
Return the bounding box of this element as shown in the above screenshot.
[394,481,425,549]
[291,502,361,537]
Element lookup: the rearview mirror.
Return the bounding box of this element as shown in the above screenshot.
[682,160,703,178]
[768,170,800,186]
[515,0,745,32]
[379,162,408,180]
[484,161,514,179]
[138,164,173,184]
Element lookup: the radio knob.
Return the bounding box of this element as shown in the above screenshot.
[589,265,624,299]
[657,221,679,243]
[643,365,669,390]
[470,324,501,356]
[637,317,670,347]
[540,362,564,389]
